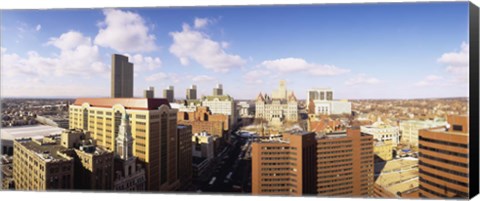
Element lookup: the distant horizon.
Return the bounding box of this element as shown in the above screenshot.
[1,2,470,99]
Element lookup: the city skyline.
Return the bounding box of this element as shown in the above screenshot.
[1,2,470,99]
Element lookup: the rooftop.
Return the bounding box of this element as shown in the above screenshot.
[17,137,71,162]
[1,125,65,141]
[73,98,170,110]
[375,158,419,196]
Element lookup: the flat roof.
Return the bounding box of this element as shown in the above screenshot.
[375,158,419,195]
[18,139,70,162]
[73,98,170,110]
[1,125,65,141]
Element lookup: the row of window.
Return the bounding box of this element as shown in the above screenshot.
[419,161,468,178]
[419,168,468,187]
[419,144,468,158]
[419,136,467,148]
[419,153,468,168]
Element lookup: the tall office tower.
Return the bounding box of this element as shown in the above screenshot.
[176,125,193,190]
[307,88,351,115]
[113,113,146,191]
[418,115,469,198]
[251,132,317,196]
[13,129,114,190]
[213,84,223,96]
[144,86,154,98]
[316,128,374,197]
[272,80,288,99]
[111,54,134,98]
[163,86,174,102]
[307,88,333,101]
[69,98,180,191]
[186,85,197,100]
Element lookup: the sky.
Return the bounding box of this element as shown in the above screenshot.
[0,2,470,100]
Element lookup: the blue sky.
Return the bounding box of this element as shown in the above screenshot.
[0,2,470,99]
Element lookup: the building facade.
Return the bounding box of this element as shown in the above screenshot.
[69,98,180,191]
[316,129,374,197]
[213,84,223,96]
[361,119,400,146]
[251,132,317,196]
[399,118,447,148]
[255,92,298,124]
[177,125,193,190]
[144,86,154,98]
[163,86,174,102]
[177,106,229,137]
[186,85,197,100]
[307,88,351,115]
[111,54,133,98]
[418,115,468,198]
[201,95,236,128]
[192,131,215,160]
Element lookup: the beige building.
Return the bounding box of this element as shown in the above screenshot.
[373,158,419,198]
[374,140,393,162]
[69,98,180,191]
[361,118,400,146]
[201,95,236,128]
[192,131,215,160]
[13,129,113,190]
[255,92,298,124]
[399,118,446,148]
[111,54,133,98]
[271,80,290,100]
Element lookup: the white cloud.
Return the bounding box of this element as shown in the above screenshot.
[345,74,380,86]
[145,72,167,82]
[124,53,162,72]
[260,57,350,75]
[194,18,210,29]
[94,9,157,53]
[169,22,245,72]
[438,42,469,83]
[243,69,270,84]
[414,75,444,87]
[2,31,108,78]
[35,24,41,31]
[192,75,215,82]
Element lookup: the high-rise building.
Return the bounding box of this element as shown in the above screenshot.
[111,54,133,98]
[144,87,154,98]
[316,129,374,197]
[163,86,174,102]
[69,98,180,191]
[13,129,114,190]
[271,80,289,100]
[186,85,197,100]
[113,113,146,191]
[307,88,351,115]
[201,95,236,128]
[213,84,223,96]
[418,115,469,198]
[251,131,317,196]
[177,125,193,190]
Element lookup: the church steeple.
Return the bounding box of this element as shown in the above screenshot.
[116,112,134,160]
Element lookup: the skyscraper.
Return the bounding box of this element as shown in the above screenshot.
[69,98,180,191]
[111,54,134,98]
[418,115,469,198]
[163,86,174,102]
[251,132,317,195]
[213,84,223,96]
[186,85,197,100]
[272,80,288,99]
[144,86,154,98]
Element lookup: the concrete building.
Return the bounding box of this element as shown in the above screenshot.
[361,118,400,146]
[374,140,393,162]
[186,85,197,100]
[113,113,146,191]
[373,158,419,198]
[163,86,174,102]
[144,86,154,98]
[69,98,180,191]
[192,131,215,160]
[213,84,223,96]
[255,92,298,125]
[251,131,317,196]
[307,88,351,115]
[177,106,229,138]
[271,80,290,100]
[399,118,447,148]
[237,101,252,118]
[418,115,468,198]
[13,129,114,190]
[1,125,65,156]
[201,95,236,128]
[35,115,69,129]
[177,125,193,190]
[316,129,374,197]
[111,54,133,98]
